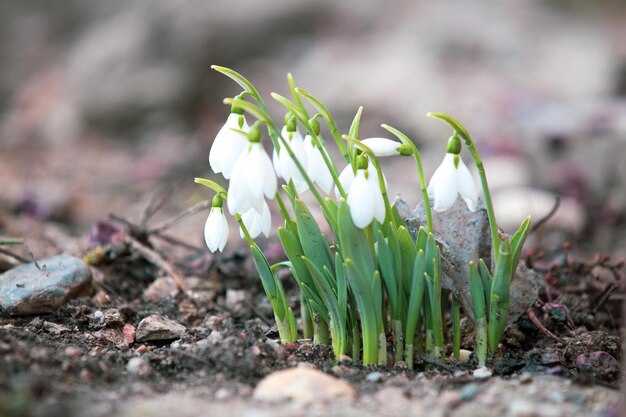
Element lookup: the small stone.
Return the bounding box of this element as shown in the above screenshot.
[214,388,230,400]
[142,277,178,301]
[473,367,493,379]
[438,391,462,409]
[43,321,71,335]
[135,315,186,342]
[102,309,124,327]
[458,349,472,363]
[122,324,136,344]
[253,366,356,404]
[366,372,384,382]
[127,357,151,376]
[0,255,92,316]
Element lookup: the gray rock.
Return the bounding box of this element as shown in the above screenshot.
[0,254,92,316]
[135,314,185,342]
[397,197,539,325]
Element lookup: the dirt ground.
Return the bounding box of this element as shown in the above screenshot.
[0,137,624,417]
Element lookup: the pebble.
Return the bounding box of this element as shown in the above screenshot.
[0,255,92,315]
[43,321,71,335]
[458,349,472,363]
[135,315,186,342]
[127,357,151,376]
[122,324,136,344]
[253,366,356,404]
[366,372,384,382]
[473,367,493,379]
[142,277,178,301]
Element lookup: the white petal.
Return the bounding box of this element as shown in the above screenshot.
[431,154,459,212]
[316,161,334,194]
[347,170,375,228]
[368,171,386,223]
[303,135,319,181]
[335,165,354,199]
[204,208,228,252]
[272,148,282,178]
[456,158,478,211]
[241,207,262,239]
[361,138,401,157]
[260,201,272,237]
[279,131,309,194]
[209,114,248,179]
[227,151,252,215]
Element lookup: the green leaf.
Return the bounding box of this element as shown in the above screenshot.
[397,226,417,295]
[405,249,426,346]
[509,215,531,271]
[376,232,399,317]
[337,200,376,282]
[250,244,285,320]
[287,307,298,341]
[415,226,428,251]
[295,199,334,275]
[488,240,514,352]
[324,198,338,230]
[479,258,492,305]
[278,227,314,287]
[194,178,227,195]
[335,252,347,322]
[469,262,486,320]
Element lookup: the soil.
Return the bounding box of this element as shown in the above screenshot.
[0,140,624,417]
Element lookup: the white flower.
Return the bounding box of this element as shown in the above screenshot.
[304,135,334,194]
[227,142,277,215]
[275,127,309,194]
[427,153,478,212]
[360,137,402,157]
[209,113,249,179]
[346,167,386,228]
[335,163,387,200]
[204,207,228,252]
[239,201,271,239]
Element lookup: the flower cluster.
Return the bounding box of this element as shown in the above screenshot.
[196,67,531,369]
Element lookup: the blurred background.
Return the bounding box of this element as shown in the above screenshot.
[0,0,625,259]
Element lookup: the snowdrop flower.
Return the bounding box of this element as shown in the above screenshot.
[346,157,386,228]
[227,126,277,215]
[276,125,309,194]
[303,134,333,194]
[360,138,410,157]
[204,196,229,252]
[335,162,387,200]
[427,134,478,212]
[239,200,271,239]
[209,108,249,180]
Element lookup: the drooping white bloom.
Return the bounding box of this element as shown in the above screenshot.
[427,153,478,212]
[209,113,249,179]
[227,142,277,215]
[360,138,402,157]
[303,135,333,194]
[346,167,386,228]
[204,207,228,252]
[239,200,271,239]
[275,127,309,194]
[335,163,387,200]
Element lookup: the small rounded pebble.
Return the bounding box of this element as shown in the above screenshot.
[473,367,493,379]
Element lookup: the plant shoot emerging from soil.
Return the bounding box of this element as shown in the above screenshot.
[196,66,531,367]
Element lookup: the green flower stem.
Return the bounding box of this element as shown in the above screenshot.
[301,294,314,339]
[469,261,488,366]
[381,124,433,233]
[361,305,379,365]
[426,113,500,260]
[313,315,330,345]
[295,87,349,161]
[452,296,461,360]
[393,319,404,364]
